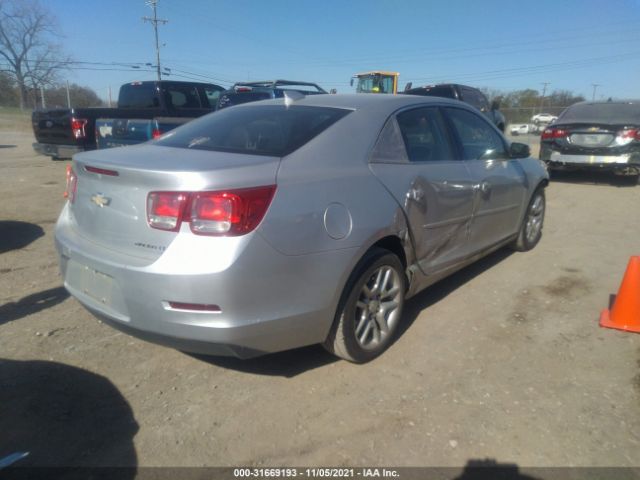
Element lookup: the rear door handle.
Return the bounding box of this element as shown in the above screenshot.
[475,181,491,195]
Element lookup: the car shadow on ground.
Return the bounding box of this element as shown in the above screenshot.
[0,221,45,254]
[452,459,541,480]
[0,286,69,326]
[0,145,16,149]
[0,359,138,473]
[193,248,514,377]
[550,170,638,187]
[396,248,514,342]
[190,344,339,378]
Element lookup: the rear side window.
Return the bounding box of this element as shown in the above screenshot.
[156,105,351,157]
[445,107,506,160]
[165,85,202,109]
[396,107,454,162]
[118,83,159,108]
[557,102,640,124]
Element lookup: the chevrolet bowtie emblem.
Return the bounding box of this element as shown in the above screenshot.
[90,193,111,208]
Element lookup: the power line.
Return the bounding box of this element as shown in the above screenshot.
[142,0,168,81]
[591,84,601,101]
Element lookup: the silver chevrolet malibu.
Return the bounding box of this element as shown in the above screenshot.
[55,94,548,363]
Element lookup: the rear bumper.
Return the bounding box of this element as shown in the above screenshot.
[33,142,85,159]
[54,204,356,358]
[541,150,639,174]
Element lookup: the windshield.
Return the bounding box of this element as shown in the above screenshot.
[356,74,394,94]
[156,105,351,156]
[557,102,640,125]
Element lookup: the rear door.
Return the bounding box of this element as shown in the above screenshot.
[369,106,475,274]
[443,106,526,252]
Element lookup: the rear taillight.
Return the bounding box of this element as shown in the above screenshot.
[152,128,162,139]
[71,117,87,139]
[541,128,568,140]
[147,192,189,232]
[63,165,78,203]
[146,186,276,236]
[619,129,640,141]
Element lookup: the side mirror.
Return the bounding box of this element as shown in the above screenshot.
[491,99,500,111]
[510,142,530,159]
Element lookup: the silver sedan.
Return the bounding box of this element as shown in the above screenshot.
[55,94,548,363]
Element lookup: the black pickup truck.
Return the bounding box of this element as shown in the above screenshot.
[32,80,224,159]
[403,83,506,132]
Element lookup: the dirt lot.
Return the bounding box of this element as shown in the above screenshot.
[1,128,640,470]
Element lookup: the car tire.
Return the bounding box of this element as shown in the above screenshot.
[323,248,406,363]
[511,187,545,252]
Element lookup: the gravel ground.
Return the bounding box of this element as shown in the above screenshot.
[1,131,639,470]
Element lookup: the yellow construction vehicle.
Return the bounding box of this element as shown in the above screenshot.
[351,71,400,94]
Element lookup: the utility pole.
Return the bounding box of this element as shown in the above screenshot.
[66,80,71,108]
[142,0,168,82]
[40,85,46,108]
[539,82,550,113]
[591,84,601,102]
[108,86,113,107]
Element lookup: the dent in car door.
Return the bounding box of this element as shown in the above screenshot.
[444,107,526,251]
[369,107,475,275]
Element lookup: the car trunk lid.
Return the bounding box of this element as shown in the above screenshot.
[69,144,280,260]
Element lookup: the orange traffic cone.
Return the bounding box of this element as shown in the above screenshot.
[600,256,640,333]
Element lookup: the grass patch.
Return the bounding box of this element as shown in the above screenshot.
[0,107,31,133]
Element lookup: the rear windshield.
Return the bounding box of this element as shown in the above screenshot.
[406,85,455,99]
[118,83,159,109]
[156,105,351,156]
[557,102,640,125]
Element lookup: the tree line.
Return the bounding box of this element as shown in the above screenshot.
[0,71,104,109]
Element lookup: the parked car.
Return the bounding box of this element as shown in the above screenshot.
[32,80,224,158]
[403,83,506,132]
[55,94,548,363]
[539,100,640,180]
[510,124,533,135]
[216,80,327,110]
[531,112,557,125]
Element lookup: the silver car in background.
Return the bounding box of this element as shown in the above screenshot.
[55,94,548,363]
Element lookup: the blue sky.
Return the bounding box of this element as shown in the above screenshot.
[42,0,640,101]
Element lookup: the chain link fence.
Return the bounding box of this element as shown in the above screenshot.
[500,106,569,126]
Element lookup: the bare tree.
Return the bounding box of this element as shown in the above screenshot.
[0,0,69,109]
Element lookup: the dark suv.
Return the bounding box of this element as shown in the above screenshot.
[217,80,327,110]
[403,83,506,132]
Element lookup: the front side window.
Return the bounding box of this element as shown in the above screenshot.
[445,107,506,160]
[203,86,224,108]
[461,88,489,112]
[156,105,351,157]
[396,107,454,162]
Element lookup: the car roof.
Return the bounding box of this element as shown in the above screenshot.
[233,93,467,114]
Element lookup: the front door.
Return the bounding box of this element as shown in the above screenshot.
[443,107,527,252]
